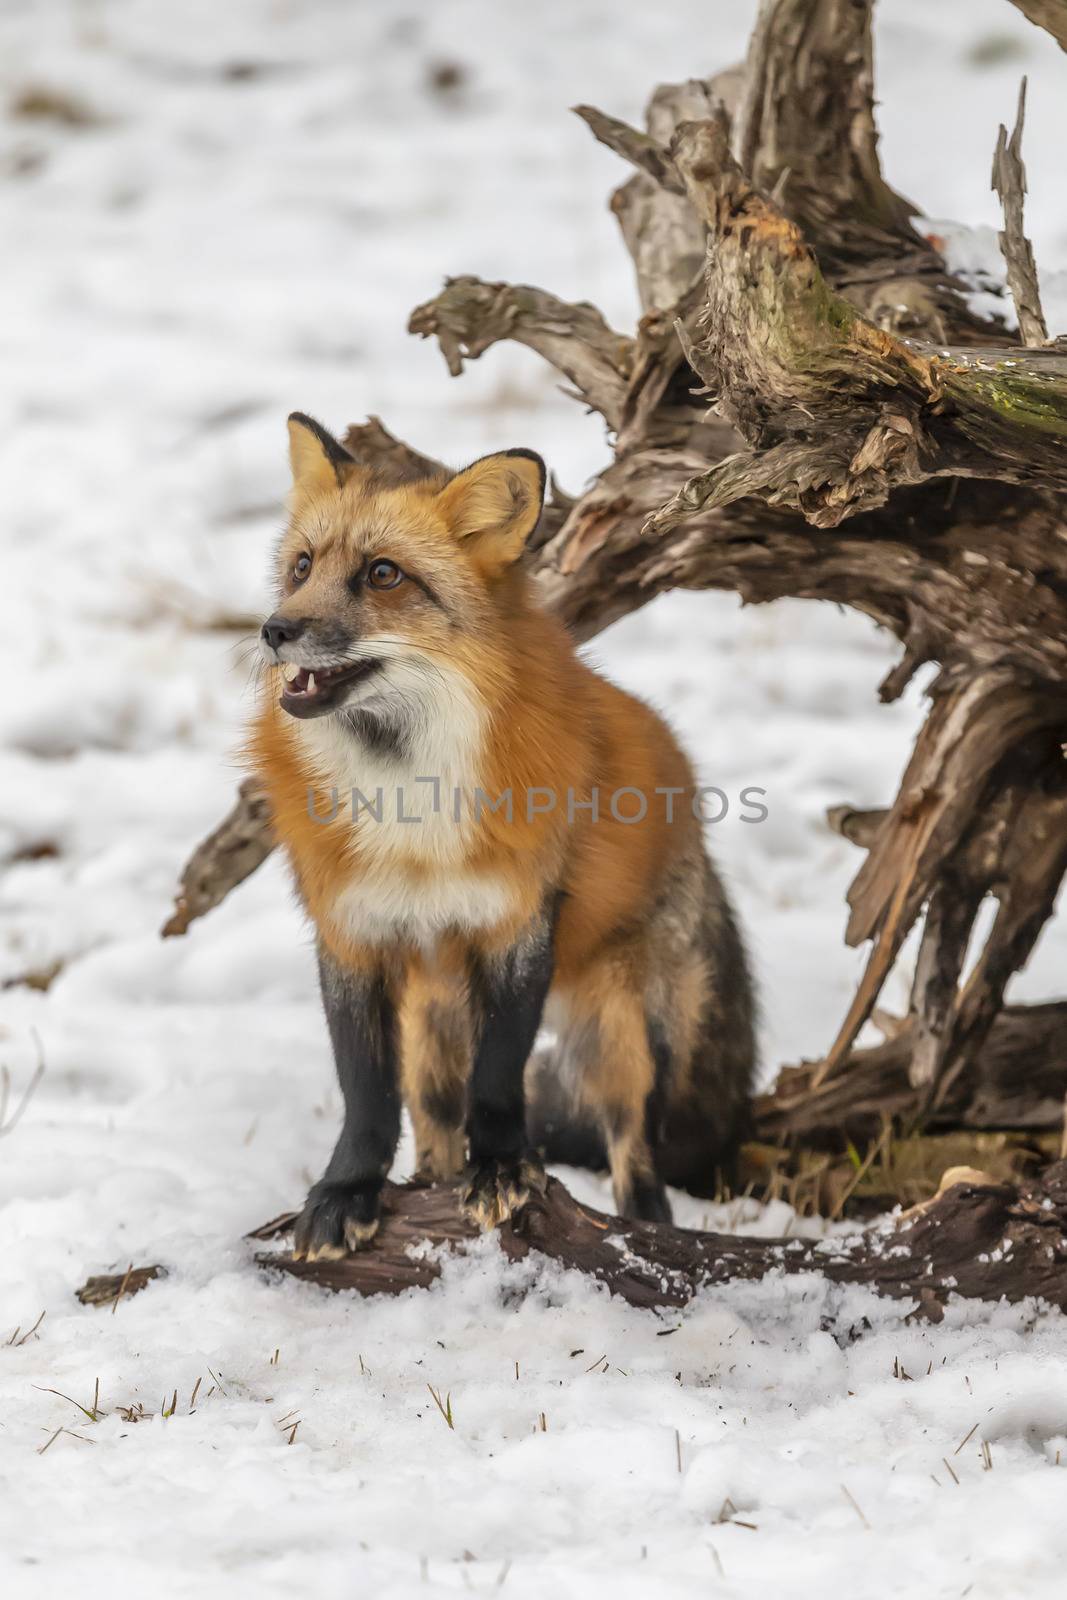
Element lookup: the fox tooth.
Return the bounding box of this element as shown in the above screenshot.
[283,662,299,683]
[307,672,317,692]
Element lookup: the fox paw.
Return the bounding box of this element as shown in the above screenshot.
[292,1180,381,1261]
[461,1154,546,1231]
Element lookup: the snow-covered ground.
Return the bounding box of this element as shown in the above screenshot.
[3,2,1067,1595]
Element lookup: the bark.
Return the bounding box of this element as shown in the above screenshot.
[75,1164,1067,1321]
[161,778,273,938]
[756,1003,1067,1147]
[1008,0,1067,51]
[197,1164,1067,1320]
[75,1264,165,1308]
[648,114,1067,531]
[816,673,1067,1082]
[605,76,726,314]
[732,0,923,276]
[408,278,633,431]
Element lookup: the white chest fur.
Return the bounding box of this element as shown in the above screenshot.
[295,663,516,944]
[330,866,515,946]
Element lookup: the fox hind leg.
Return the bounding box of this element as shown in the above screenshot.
[400,948,471,1183]
[569,978,672,1225]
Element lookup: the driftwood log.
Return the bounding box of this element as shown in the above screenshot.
[165,1,1067,1162]
[77,1164,1067,1323]
[758,1003,1067,1147]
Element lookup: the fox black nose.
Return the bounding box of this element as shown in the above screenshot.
[261,615,307,653]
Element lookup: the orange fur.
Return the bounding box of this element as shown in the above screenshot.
[248,421,753,1223]
[248,561,700,978]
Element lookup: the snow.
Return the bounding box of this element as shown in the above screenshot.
[3,0,1067,1594]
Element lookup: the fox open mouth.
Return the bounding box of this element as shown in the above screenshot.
[279,659,382,718]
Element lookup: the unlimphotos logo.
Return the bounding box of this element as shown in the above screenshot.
[305,781,769,826]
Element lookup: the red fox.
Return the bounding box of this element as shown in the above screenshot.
[248,413,754,1259]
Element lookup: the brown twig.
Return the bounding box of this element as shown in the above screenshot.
[992,78,1048,347]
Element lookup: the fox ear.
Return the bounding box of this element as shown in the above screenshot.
[436,450,546,570]
[287,412,357,494]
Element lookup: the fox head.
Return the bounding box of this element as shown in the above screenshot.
[260,413,546,723]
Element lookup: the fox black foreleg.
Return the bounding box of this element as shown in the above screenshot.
[293,950,400,1260]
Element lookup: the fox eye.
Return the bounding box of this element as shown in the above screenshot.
[293,553,312,583]
[367,559,403,590]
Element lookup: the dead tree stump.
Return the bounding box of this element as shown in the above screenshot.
[164,0,1067,1176]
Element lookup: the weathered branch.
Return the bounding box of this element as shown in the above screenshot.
[757,1002,1067,1146]
[408,276,633,431]
[825,752,1067,1104]
[582,7,984,348]
[992,78,1048,347]
[814,672,1066,1081]
[907,876,987,1090]
[161,778,273,937]
[826,804,888,850]
[342,414,448,482]
[573,104,683,195]
[1007,0,1067,51]
[606,77,726,314]
[938,776,1067,1099]
[71,1157,1067,1319]
[732,0,923,273]
[539,468,1067,682]
[246,1163,1067,1318]
[648,115,1067,535]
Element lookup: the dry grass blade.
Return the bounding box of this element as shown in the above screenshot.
[117,1402,151,1424]
[0,1031,46,1139]
[33,1378,103,1424]
[831,1117,894,1220]
[7,1310,46,1347]
[17,1310,46,1345]
[111,1263,135,1316]
[37,1426,95,1455]
[426,1384,455,1429]
[841,1484,871,1528]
